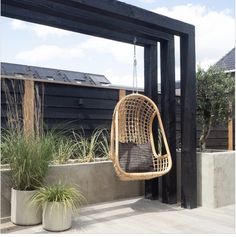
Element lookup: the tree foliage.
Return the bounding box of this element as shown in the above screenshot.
[196,66,234,150]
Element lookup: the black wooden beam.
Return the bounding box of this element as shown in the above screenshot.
[53,0,173,42]
[63,0,195,35]
[1,2,155,47]
[2,0,172,44]
[180,32,197,209]
[160,37,177,204]
[144,44,159,200]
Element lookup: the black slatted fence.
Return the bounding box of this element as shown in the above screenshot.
[1,79,231,149]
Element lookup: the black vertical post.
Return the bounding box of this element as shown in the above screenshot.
[144,44,159,200]
[180,32,197,209]
[160,37,177,204]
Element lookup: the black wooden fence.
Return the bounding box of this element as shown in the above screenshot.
[1,78,231,150]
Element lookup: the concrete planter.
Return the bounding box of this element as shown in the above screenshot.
[1,161,144,219]
[45,161,144,204]
[197,150,235,208]
[177,150,235,208]
[42,202,72,232]
[11,188,42,225]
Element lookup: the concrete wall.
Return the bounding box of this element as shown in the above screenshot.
[177,150,235,208]
[1,161,144,219]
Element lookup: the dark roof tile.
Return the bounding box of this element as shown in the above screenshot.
[215,48,235,72]
[1,62,111,86]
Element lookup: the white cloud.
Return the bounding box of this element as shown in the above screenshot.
[32,25,71,38]
[11,19,27,30]
[78,37,142,65]
[10,19,71,38]
[15,37,143,66]
[105,68,144,88]
[16,45,80,64]
[153,4,234,69]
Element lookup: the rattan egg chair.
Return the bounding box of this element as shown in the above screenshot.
[110,93,172,181]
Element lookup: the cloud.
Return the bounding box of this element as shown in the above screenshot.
[32,25,72,38]
[16,45,63,63]
[153,4,234,69]
[104,68,144,88]
[15,37,143,66]
[78,37,143,65]
[11,19,27,30]
[10,19,71,38]
[16,45,82,64]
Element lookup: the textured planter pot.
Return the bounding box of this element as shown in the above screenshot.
[11,188,42,225]
[43,202,72,232]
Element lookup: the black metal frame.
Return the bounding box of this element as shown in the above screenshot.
[1,0,197,208]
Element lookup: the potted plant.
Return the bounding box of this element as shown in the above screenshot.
[1,129,54,225]
[31,183,85,231]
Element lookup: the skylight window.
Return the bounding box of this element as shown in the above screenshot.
[100,83,109,86]
[74,79,82,84]
[46,76,54,81]
[15,73,24,78]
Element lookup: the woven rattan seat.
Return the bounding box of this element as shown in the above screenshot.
[110,93,172,181]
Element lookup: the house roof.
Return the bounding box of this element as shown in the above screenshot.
[1,62,111,86]
[215,48,235,72]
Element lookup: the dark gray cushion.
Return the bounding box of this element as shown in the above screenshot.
[119,142,154,173]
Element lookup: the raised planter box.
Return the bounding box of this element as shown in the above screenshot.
[197,150,235,208]
[1,161,144,219]
[177,150,235,208]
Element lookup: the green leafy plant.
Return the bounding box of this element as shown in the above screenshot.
[1,129,55,190]
[31,183,86,212]
[73,128,110,162]
[52,137,76,164]
[197,66,235,150]
[96,128,110,160]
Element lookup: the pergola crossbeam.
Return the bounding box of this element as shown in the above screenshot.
[62,0,194,35]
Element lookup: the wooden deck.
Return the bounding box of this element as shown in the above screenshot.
[1,197,235,234]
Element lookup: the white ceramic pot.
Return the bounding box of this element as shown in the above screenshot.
[11,188,42,225]
[42,202,72,232]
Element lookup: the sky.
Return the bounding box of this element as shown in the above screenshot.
[1,0,235,88]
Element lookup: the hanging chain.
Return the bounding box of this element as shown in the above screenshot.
[133,37,138,93]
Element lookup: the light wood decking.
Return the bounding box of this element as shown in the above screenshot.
[1,197,235,234]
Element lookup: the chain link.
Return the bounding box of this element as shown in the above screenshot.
[133,37,138,93]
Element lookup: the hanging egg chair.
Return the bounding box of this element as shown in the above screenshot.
[110,93,172,181]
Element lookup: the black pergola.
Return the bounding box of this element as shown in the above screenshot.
[2,0,197,209]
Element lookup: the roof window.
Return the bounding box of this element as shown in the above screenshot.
[15,73,24,78]
[46,76,54,81]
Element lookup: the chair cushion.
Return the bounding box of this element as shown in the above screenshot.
[119,141,154,173]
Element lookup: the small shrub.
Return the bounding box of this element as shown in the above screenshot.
[31,183,86,212]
